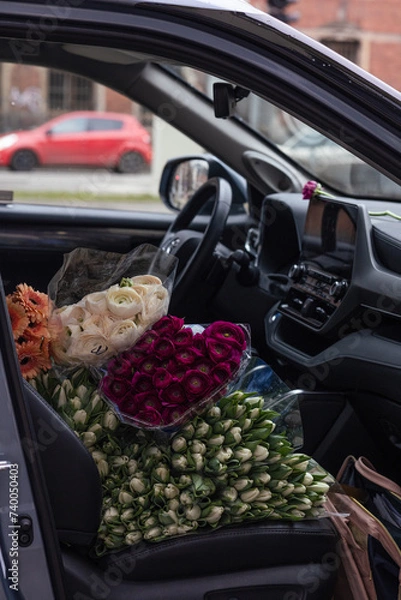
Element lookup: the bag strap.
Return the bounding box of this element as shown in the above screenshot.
[355,457,401,498]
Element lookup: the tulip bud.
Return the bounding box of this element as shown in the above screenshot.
[62,379,74,395]
[234,447,252,462]
[118,491,134,505]
[240,488,260,503]
[73,409,87,425]
[129,477,146,494]
[91,394,104,413]
[180,491,193,506]
[88,423,103,437]
[163,524,178,536]
[185,505,201,520]
[172,454,188,470]
[221,487,238,502]
[165,484,179,499]
[82,431,97,447]
[225,427,242,445]
[207,406,221,419]
[181,423,195,440]
[172,436,187,453]
[154,465,170,482]
[192,453,204,471]
[97,459,109,478]
[254,472,271,486]
[202,505,224,524]
[233,477,252,492]
[215,447,233,463]
[91,450,107,463]
[178,474,192,487]
[112,455,129,469]
[103,507,120,524]
[191,440,206,455]
[256,489,272,502]
[307,482,330,494]
[57,387,67,408]
[69,395,82,409]
[168,498,180,511]
[125,531,142,545]
[281,483,295,497]
[208,434,224,446]
[127,459,138,475]
[238,461,252,475]
[195,422,211,438]
[253,445,269,462]
[302,472,314,486]
[103,410,119,431]
[144,527,162,540]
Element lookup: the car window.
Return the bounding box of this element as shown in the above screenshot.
[0,63,202,211]
[88,118,124,131]
[50,117,88,134]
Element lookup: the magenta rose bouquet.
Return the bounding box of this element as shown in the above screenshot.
[100,315,250,429]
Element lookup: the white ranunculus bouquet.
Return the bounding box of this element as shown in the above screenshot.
[48,245,177,368]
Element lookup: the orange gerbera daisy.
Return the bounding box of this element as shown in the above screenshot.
[24,320,51,342]
[6,296,29,340]
[16,340,51,380]
[14,283,48,323]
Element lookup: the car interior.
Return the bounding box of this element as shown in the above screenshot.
[2,9,401,599]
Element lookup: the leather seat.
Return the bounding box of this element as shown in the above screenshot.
[26,381,340,600]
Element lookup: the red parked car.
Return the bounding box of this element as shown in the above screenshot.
[0,110,152,173]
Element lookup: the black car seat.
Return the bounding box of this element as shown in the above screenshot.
[25,381,340,600]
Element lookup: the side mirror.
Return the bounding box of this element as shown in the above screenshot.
[159,155,247,213]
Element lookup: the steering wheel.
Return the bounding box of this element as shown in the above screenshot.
[160,177,232,307]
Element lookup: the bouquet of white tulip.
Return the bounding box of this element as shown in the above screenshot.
[32,368,332,556]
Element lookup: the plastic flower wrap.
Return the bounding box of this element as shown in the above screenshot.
[48,244,177,368]
[100,315,251,430]
[6,283,51,379]
[32,366,332,556]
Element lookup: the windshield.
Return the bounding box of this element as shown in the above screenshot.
[175,67,401,200]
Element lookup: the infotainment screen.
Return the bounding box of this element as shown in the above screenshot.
[301,196,358,278]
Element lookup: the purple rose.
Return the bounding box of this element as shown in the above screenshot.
[205,338,236,363]
[160,382,187,405]
[194,359,213,375]
[152,315,184,337]
[173,327,194,348]
[175,348,197,366]
[162,405,187,426]
[133,406,163,427]
[302,180,318,200]
[153,337,176,360]
[152,368,174,389]
[204,321,246,351]
[101,375,130,404]
[137,355,160,375]
[131,372,153,393]
[134,329,159,352]
[182,369,212,397]
[211,362,233,386]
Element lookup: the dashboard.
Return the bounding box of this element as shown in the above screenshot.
[251,192,401,399]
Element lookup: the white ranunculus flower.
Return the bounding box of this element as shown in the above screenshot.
[106,284,143,318]
[57,304,90,327]
[130,274,162,288]
[84,290,108,314]
[108,319,140,351]
[68,331,115,366]
[138,285,169,326]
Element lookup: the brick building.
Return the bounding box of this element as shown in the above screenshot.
[1,1,400,133]
[250,0,401,92]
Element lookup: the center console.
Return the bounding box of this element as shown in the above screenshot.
[279,196,359,330]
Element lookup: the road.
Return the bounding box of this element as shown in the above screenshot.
[0,168,170,211]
